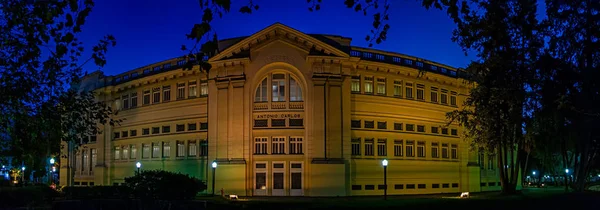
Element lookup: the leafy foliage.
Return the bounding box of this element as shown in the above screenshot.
[124,170,207,200]
[61,186,131,199]
[0,0,118,176]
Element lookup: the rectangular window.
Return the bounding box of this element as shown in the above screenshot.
[351,120,361,128]
[418,184,426,189]
[274,173,284,190]
[451,129,458,136]
[417,125,425,132]
[176,124,185,132]
[395,184,404,189]
[351,76,360,93]
[365,185,375,190]
[177,141,185,157]
[254,119,268,127]
[417,141,426,157]
[200,81,208,96]
[82,150,89,172]
[291,172,302,190]
[152,87,160,104]
[431,126,439,134]
[352,185,362,190]
[364,77,373,94]
[443,183,450,188]
[488,155,495,170]
[441,89,448,104]
[451,144,458,159]
[406,140,414,157]
[188,141,197,157]
[432,184,440,188]
[177,83,186,99]
[188,81,197,98]
[377,139,387,156]
[406,124,414,131]
[364,139,374,156]
[162,142,170,158]
[289,119,303,126]
[114,146,121,160]
[377,121,387,129]
[152,143,160,158]
[441,128,449,135]
[289,137,303,154]
[394,123,403,131]
[442,143,449,158]
[394,140,403,156]
[130,145,137,159]
[153,66,161,71]
[407,184,415,189]
[200,141,208,156]
[188,123,197,131]
[271,119,286,127]
[142,128,150,135]
[431,142,439,158]
[162,85,171,102]
[376,78,386,95]
[122,94,129,109]
[450,91,457,106]
[130,92,138,108]
[378,185,386,190]
[200,122,208,130]
[393,80,402,97]
[431,87,438,103]
[91,149,97,172]
[255,173,266,190]
[254,137,268,154]
[122,146,129,160]
[143,90,150,105]
[114,132,120,139]
[272,74,286,102]
[121,131,128,138]
[364,121,374,129]
[142,144,150,159]
[416,84,425,100]
[351,138,361,156]
[452,183,459,188]
[272,137,286,154]
[405,82,413,99]
[143,69,150,74]
[130,130,137,137]
[162,126,170,133]
[163,63,171,69]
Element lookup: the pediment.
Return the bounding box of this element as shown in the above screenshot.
[209,23,349,62]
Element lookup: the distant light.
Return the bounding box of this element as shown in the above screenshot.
[565,169,569,174]
[460,192,470,198]
[52,166,56,172]
[382,159,388,167]
[21,166,25,171]
[136,162,141,169]
[1,165,4,169]
[532,171,536,175]
[212,161,217,168]
[49,158,55,164]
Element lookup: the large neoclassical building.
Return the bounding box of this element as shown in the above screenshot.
[60,23,504,196]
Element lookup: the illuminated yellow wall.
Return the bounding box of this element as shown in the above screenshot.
[61,23,504,196]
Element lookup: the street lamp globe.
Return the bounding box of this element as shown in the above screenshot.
[136,162,141,169]
[50,158,55,164]
[52,166,56,172]
[21,166,25,171]
[212,161,218,168]
[565,169,569,174]
[532,171,536,175]
[382,159,388,167]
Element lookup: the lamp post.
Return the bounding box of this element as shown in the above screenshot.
[532,171,536,185]
[21,166,25,184]
[212,161,217,196]
[136,162,141,175]
[382,159,388,200]
[49,158,55,184]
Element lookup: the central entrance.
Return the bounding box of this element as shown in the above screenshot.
[253,161,304,196]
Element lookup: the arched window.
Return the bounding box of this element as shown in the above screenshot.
[255,78,268,102]
[272,74,286,102]
[290,77,303,101]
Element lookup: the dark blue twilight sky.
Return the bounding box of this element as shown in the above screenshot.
[78,0,476,76]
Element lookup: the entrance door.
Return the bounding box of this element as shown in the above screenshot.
[272,162,285,196]
[290,162,303,196]
[254,162,267,196]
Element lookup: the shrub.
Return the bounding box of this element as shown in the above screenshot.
[0,186,58,208]
[62,186,131,199]
[124,170,207,200]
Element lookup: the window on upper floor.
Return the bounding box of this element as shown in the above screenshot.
[200,80,208,96]
[441,89,448,104]
[351,76,360,93]
[188,81,197,98]
[405,82,414,99]
[176,83,185,100]
[376,78,386,95]
[431,87,439,103]
[364,77,373,94]
[451,91,457,106]
[162,85,171,102]
[416,84,425,100]
[393,80,402,97]
[254,73,303,103]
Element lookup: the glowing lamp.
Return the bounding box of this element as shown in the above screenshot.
[21,166,25,171]
[532,171,536,175]
[460,192,470,198]
[565,169,569,174]
[136,162,141,169]
[212,161,218,168]
[49,158,55,164]
[382,159,388,166]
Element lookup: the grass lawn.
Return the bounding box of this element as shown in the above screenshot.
[210,188,599,210]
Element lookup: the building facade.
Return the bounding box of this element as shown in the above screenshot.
[60,23,505,196]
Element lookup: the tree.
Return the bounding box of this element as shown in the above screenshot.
[435,0,544,194]
[0,0,119,180]
[541,0,600,192]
